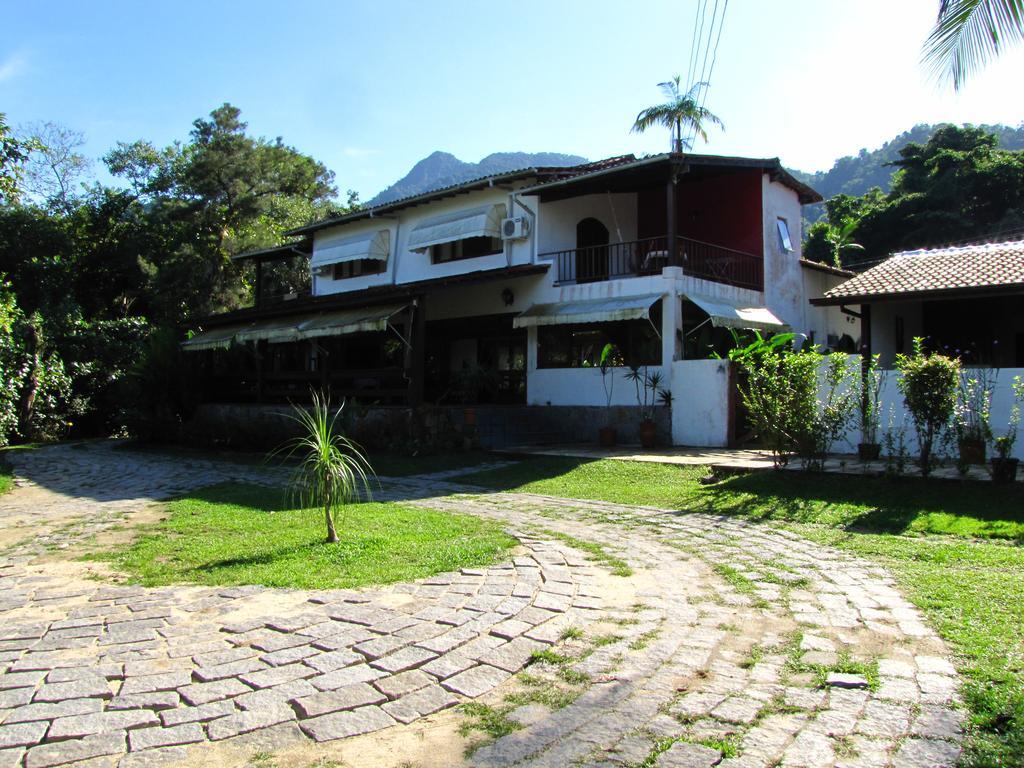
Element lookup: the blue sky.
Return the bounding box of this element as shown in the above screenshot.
[2,0,1022,200]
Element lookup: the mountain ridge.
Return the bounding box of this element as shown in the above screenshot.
[367,150,588,205]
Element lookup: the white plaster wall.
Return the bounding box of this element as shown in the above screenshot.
[802,267,860,349]
[312,187,537,297]
[819,356,1024,461]
[761,176,809,338]
[671,359,731,446]
[535,193,638,256]
[871,301,924,368]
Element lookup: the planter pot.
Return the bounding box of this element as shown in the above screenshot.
[858,442,882,461]
[598,426,617,448]
[991,457,1019,484]
[638,420,657,450]
[463,407,477,428]
[958,438,986,465]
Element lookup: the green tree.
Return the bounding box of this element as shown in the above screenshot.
[807,126,1024,267]
[923,0,1024,90]
[631,77,724,153]
[0,113,38,206]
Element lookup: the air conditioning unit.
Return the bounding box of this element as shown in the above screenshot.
[501,217,530,240]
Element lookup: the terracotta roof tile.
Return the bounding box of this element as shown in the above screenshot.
[822,239,1024,302]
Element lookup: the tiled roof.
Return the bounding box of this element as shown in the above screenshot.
[820,239,1024,303]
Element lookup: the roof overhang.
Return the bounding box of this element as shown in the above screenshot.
[811,283,1024,306]
[231,240,312,262]
[513,293,663,328]
[193,264,550,329]
[520,153,822,204]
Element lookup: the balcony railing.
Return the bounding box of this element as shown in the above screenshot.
[544,235,763,292]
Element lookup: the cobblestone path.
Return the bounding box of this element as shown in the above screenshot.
[0,443,964,767]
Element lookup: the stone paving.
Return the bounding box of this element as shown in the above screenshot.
[0,442,966,767]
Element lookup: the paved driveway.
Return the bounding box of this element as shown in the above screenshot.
[0,443,963,767]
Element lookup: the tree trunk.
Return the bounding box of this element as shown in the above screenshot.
[324,502,339,543]
[17,318,42,437]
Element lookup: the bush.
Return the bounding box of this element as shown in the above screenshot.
[736,337,856,469]
[896,337,960,477]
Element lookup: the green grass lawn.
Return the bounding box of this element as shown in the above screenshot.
[453,457,1024,766]
[0,459,11,495]
[93,482,515,590]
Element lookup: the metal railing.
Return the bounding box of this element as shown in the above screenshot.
[544,235,763,291]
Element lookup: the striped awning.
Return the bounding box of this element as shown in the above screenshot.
[181,304,408,350]
[513,294,663,328]
[311,229,390,270]
[407,204,506,252]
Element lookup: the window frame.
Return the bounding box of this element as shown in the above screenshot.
[776,217,793,253]
[431,236,504,264]
[332,258,387,280]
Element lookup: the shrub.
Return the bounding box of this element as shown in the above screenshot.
[736,338,856,469]
[895,337,960,477]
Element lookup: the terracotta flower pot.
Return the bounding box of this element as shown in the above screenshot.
[639,420,657,450]
[598,426,617,447]
[463,407,477,428]
[991,457,1019,484]
[858,443,881,461]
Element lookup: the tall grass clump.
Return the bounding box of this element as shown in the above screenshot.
[276,391,375,543]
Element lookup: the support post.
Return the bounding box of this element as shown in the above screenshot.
[407,297,426,407]
[254,259,264,309]
[860,303,873,426]
[666,172,678,268]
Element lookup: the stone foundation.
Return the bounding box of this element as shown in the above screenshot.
[183,403,672,451]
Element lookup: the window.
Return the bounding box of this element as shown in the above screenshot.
[431,236,503,264]
[776,218,793,252]
[332,259,386,280]
[537,317,661,369]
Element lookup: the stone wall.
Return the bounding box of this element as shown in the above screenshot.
[183,403,672,451]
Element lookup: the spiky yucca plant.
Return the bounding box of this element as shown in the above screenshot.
[279,392,374,543]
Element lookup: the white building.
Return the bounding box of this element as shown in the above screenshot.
[183,153,851,448]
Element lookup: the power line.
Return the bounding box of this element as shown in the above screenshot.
[684,0,705,93]
[694,0,729,147]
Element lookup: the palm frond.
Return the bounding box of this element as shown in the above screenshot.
[923,0,1024,89]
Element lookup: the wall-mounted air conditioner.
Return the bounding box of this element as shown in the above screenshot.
[501,217,530,240]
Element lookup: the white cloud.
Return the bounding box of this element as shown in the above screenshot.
[0,53,26,83]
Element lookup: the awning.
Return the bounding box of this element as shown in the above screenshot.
[407,203,506,252]
[513,294,662,328]
[294,305,407,339]
[684,292,786,331]
[180,325,247,351]
[311,229,390,270]
[181,304,408,350]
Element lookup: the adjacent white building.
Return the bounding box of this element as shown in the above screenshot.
[184,153,850,447]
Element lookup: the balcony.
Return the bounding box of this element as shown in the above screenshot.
[543,236,764,291]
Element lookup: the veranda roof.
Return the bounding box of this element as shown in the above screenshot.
[311,229,390,270]
[181,304,407,350]
[406,204,506,252]
[513,294,663,328]
[683,292,786,331]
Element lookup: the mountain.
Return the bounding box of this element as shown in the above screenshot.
[368,151,588,205]
[790,123,1024,221]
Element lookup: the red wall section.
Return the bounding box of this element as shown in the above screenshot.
[637,169,764,256]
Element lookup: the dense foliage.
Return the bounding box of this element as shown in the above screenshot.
[896,338,961,477]
[0,104,347,443]
[803,125,1024,268]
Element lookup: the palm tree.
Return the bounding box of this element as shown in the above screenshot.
[278,391,374,543]
[826,219,865,268]
[631,77,724,153]
[923,0,1024,90]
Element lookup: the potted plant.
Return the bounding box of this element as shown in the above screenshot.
[598,343,620,447]
[857,354,885,461]
[451,364,497,431]
[626,365,663,450]
[954,369,995,465]
[989,376,1024,483]
[895,337,960,477]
